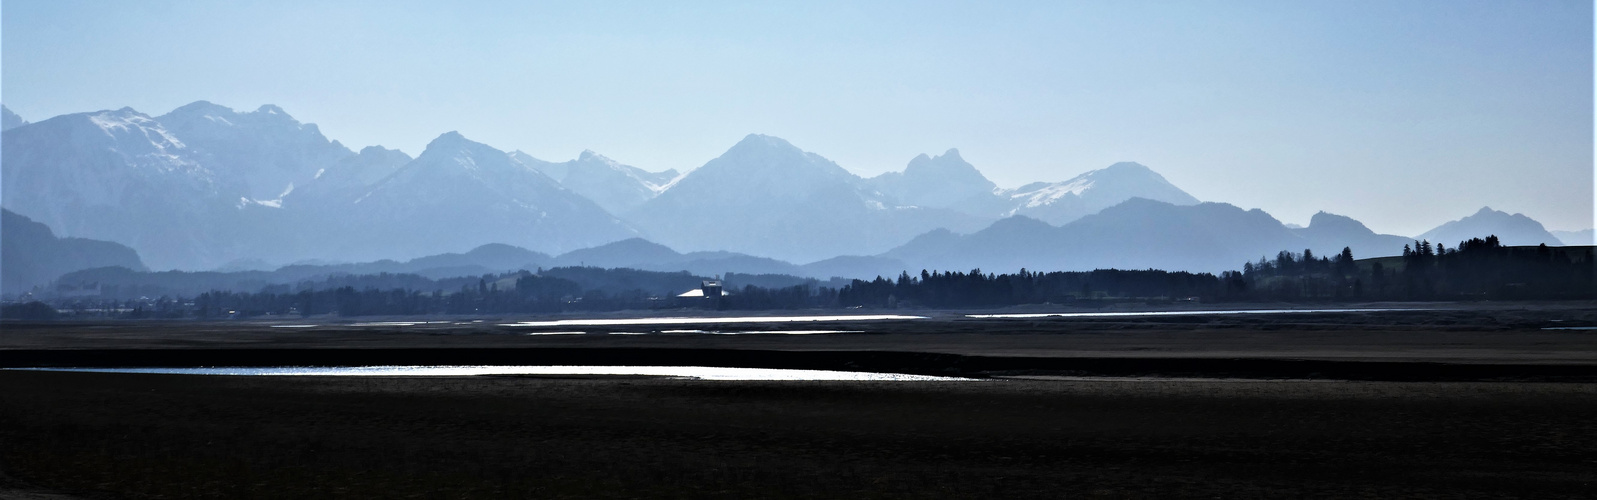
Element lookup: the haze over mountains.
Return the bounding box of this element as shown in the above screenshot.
[1417,207,1564,248]
[867,149,1004,215]
[882,199,1409,275]
[1,106,27,131]
[625,134,994,262]
[1,101,1584,294]
[1,106,241,268]
[1553,229,1595,246]
[331,131,634,263]
[2,208,146,293]
[511,150,678,215]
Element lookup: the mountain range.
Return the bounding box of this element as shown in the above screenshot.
[1,101,1584,292]
[1,106,243,268]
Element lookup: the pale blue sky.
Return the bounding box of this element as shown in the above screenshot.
[3,0,1591,235]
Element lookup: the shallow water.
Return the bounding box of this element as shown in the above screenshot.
[657,329,863,335]
[966,308,1420,319]
[347,321,454,327]
[16,365,970,381]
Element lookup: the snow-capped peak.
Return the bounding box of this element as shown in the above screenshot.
[87,108,187,151]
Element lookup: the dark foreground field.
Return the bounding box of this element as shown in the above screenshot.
[2,371,1596,499]
[3,304,1595,498]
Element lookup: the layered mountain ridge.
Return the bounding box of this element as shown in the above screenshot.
[1,101,1577,284]
[1,106,236,268]
[1,208,147,294]
[626,134,998,263]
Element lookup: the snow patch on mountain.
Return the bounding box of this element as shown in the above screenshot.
[998,162,1200,225]
[157,100,353,201]
[1012,178,1095,208]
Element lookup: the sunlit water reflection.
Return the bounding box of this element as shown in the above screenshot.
[657,329,863,335]
[499,314,925,328]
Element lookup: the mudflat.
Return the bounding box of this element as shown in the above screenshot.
[2,371,1594,498]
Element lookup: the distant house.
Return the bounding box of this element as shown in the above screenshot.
[676,280,727,307]
[676,280,727,298]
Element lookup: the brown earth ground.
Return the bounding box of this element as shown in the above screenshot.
[2,302,1595,498]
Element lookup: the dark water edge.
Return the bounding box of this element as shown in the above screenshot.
[6,347,1596,382]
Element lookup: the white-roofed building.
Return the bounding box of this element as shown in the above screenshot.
[677,280,727,307]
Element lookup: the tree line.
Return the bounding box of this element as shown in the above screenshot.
[837,268,1226,308]
[184,273,838,318]
[1233,236,1594,301]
